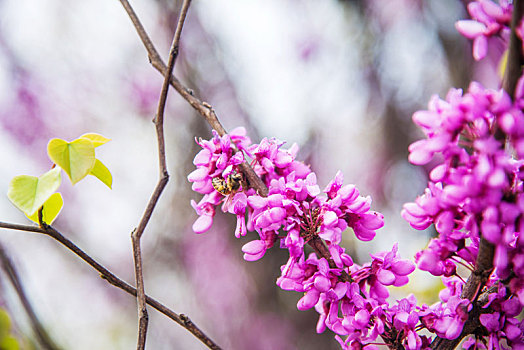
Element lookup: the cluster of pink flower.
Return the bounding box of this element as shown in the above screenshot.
[189,114,524,348]
[188,88,524,349]
[191,125,523,348]
[455,0,512,60]
[402,74,524,350]
[188,127,385,250]
[188,0,524,348]
[188,128,433,348]
[401,0,524,346]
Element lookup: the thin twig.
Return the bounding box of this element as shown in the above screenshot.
[131,231,148,350]
[308,237,352,282]
[0,242,62,350]
[118,0,268,197]
[130,1,191,348]
[0,221,222,349]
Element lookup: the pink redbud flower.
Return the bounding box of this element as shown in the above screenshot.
[241,239,267,261]
[370,243,415,287]
[419,277,471,340]
[455,0,512,60]
[190,195,219,234]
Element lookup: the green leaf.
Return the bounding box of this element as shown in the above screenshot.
[0,335,19,350]
[47,138,95,184]
[7,168,61,216]
[89,159,112,189]
[0,309,10,338]
[80,133,110,147]
[25,193,64,224]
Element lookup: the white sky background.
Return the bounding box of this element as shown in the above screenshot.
[0,0,466,348]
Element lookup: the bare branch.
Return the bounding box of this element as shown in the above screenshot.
[0,242,61,350]
[130,1,192,348]
[131,235,148,350]
[0,221,222,349]
[117,0,268,197]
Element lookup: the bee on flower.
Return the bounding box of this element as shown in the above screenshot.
[212,172,243,196]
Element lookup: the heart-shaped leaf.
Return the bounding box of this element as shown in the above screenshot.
[26,192,64,224]
[80,133,111,147]
[90,159,112,189]
[7,167,61,215]
[48,138,95,184]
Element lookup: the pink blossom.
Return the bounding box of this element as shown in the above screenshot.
[455,0,512,60]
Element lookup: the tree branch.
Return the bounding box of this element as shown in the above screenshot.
[0,242,61,350]
[307,237,352,282]
[0,221,222,350]
[130,1,192,348]
[503,0,524,96]
[430,237,494,349]
[117,0,268,197]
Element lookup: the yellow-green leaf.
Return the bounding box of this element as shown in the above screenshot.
[80,133,110,147]
[26,192,64,224]
[90,159,112,189]
[0,335,19,350]
[7,168,61,216]
[0,309,10,338]
[47,138,95,184]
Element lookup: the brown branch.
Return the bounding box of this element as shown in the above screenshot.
[118,0,267,197]
[430,237,494,349]
[130,1,192,348]
[117,0,221,133]
[0,242,62,350]
[131,233,148,350]
[0,221,222,349]
[503,0,524,96]
[307,237,352,282]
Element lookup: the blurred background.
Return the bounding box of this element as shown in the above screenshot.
[0,0,504,349]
